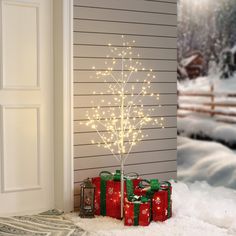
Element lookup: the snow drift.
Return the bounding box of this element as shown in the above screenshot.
[177,136,236,189]
[178,116,236,148]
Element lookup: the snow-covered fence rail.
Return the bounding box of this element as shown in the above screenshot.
[178,86,236,124]
[178,92,236,98]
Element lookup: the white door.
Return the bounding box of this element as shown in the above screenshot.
[0,0,54,216]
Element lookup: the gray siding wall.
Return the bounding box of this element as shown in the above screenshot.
[73,0,177,210]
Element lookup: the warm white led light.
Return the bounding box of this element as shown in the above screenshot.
[84,36,165,218]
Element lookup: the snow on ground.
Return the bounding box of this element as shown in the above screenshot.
[68,181,236,236]
[177,136,236,189]
[178,116,236,146]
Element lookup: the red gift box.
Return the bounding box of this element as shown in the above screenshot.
[134,179,172,222]
[160,182,172,218]
[92,171,141,219]
[152,190,168,222]
[124,197,151,226]
[152,181,172,222]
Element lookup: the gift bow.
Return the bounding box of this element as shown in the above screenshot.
[100,170,139,181]
[138,179,160,191]
[130,195,149,203]
[137,179,160,198]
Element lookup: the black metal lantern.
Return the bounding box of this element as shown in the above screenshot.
[79,178,95,218]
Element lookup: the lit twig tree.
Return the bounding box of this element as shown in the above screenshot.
[85,36,164,218]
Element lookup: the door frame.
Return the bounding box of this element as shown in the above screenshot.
[53,0,74,213]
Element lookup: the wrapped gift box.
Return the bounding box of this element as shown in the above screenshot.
[152,190,168,222]
[134,179,172,222]
[124,197,151,226]
[160,181,172,219]
[92,170,141,219]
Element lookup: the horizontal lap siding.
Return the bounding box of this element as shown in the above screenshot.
[74,46,176,60]
[73,0,177,208]
[73,7,176,26]
[75,116,176,133]
[74,128,177,145]
[74,20,176,38]
[74,106,177,120]
[74,71,177,82]
[74,83,176,95]
[74,0,177,15]
[74,94,177,107]
[74,34,177,49]
[74,59,176,71]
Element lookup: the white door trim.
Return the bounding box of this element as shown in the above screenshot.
[62,0,74,213]
[53,0,74,213]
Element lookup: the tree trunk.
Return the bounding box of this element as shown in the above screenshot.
[120,159,124,219]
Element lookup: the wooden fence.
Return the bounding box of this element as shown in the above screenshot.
[178,85,236,124]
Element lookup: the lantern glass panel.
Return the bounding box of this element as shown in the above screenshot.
[83,188,94,210]
[80,178,95,218]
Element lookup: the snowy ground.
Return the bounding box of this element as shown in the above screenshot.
[67,181,236,236]
[177,136,236,189]
[178,74,236,189]
[178,116,236,147]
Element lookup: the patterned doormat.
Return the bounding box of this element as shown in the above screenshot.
[0,210,85,236]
